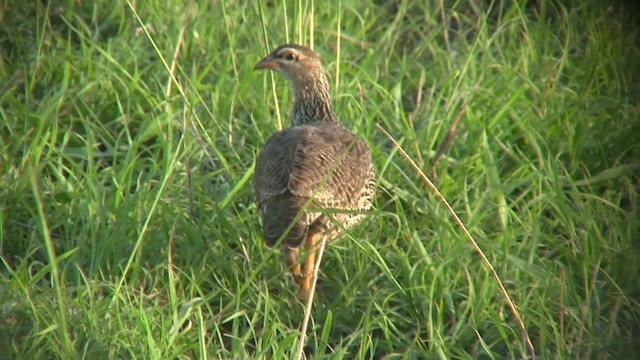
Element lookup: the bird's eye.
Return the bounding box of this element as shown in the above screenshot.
[283,53,296,61]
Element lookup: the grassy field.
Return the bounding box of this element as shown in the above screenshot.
[1,0,639,358]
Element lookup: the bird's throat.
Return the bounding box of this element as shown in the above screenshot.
[291,78,337,126]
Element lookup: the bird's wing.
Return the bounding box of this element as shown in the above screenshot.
[287,124,372,209]
[253,129,298,205]
[254,124,372,209]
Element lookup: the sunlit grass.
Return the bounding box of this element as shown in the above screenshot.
[1,0,639,358]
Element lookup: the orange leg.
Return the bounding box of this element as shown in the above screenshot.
[282,247,304,286]
[291,264,304,286]
[299,232,321,301]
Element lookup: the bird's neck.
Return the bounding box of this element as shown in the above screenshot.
[290,72,337,126]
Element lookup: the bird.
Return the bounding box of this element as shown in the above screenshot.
[253,44,375,301]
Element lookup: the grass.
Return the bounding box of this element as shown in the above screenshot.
[1,0,639,358]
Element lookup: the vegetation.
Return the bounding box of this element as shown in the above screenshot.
[1,0,639,358]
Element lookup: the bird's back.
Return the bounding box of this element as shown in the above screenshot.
[253,123,374,248]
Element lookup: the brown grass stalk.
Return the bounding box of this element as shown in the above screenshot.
[376,123,536,358]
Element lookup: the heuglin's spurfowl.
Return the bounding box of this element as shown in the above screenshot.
[253,44,375,301]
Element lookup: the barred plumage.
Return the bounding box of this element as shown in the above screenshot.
[253,44,375,301]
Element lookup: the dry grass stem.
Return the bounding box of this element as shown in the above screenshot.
[166,0,193,98]
[295,237,328,360]
[376,123,536,358]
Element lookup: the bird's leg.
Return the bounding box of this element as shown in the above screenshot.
[299,232,321,301]
[282,246,304,286]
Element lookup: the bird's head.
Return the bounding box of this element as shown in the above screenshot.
[254,44,324,85]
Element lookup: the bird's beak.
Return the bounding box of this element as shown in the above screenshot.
[254,54,278,70]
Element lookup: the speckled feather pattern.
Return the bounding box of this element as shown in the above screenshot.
[253,44,375,250]
[254,124,374,247]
